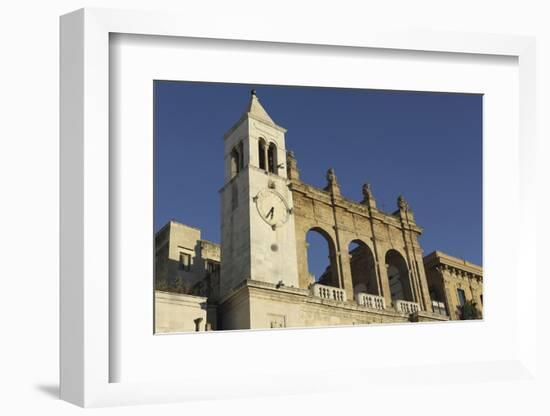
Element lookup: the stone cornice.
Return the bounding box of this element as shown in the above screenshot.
[424,251,483,281]
[290,179,423,234]
[220,278,308,305]
[155,290,208,304]
[220,280,448,321]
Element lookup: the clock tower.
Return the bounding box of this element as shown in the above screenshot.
[219,90,300,299]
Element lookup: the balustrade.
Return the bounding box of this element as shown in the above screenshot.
[356,293,386,310]
[394,299,420,314]
[310,283,346,302]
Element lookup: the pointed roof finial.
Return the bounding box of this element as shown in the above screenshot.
[362,183,373,199]
[244,89,275,125]
[286,150,300,180]
[224,90,287,139]
[326,168,338,185]
[324,168,341,196]
[361,183,377,209]
[397,195,410,211]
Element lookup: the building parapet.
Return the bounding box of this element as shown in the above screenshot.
[424,250,482,281]
[290,178,423,233]
[221,278,308,304]
[220,279,448,325]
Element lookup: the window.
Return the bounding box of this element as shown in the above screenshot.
[457,288,466,306]
[179,252,191,271]
[431,300,447,315]
[207,261,220,274]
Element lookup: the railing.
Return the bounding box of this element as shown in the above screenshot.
[394,299,420,314]
[356,293,386,310]
[431,300,447,315]
[310,283,346,302]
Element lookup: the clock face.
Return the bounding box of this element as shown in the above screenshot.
[254,189,290,228]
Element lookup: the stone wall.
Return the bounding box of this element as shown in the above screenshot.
[424,251,483,320]
[155,221,221,295]
[290,174,432,312]
[220,280,447,331]
[220,104,300,300]
[155,290,211,333]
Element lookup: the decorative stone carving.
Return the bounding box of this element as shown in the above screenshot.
[397,195,410,210]
[361,182,377,208]
[326,168,337,185]
[286,150,300,180]
[362,183,373,200]
[324,168,341,196]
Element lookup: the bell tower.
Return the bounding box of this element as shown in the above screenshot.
[219,90,300,299]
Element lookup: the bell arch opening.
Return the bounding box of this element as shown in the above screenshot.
[258,138,267,171]
[385,249,414,302]
[267,142,278,174]
[305,228,339,288]
[348,240,379,298]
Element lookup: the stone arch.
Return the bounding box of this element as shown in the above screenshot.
[305,226,339,288]
[348,239,379,298]
[267,142,278,174]
[385,249,414,302]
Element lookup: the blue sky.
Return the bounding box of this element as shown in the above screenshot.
[154,81,482,275]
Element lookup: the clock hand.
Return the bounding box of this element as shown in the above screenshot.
[266,206,274,220]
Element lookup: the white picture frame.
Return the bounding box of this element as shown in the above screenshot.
[60,8,538,408]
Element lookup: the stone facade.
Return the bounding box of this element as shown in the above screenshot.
[155,290,210,333]
[289,158,432,312]
[424,251,483,320]
[154,91,482,333]
[155,221,220,300]
[219,279,444,331]
[220,91,300,299]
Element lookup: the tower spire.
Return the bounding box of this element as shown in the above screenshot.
[243,89,276,125]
